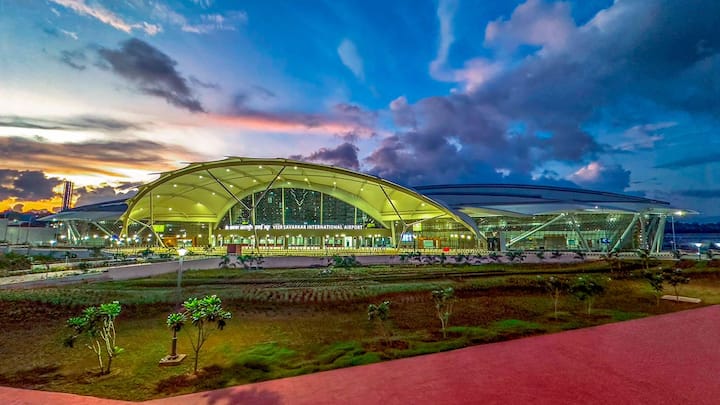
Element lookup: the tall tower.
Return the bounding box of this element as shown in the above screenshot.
[62,181,74,211]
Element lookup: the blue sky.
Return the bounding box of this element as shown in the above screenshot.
[0,0,719,219]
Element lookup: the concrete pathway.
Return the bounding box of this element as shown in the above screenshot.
[2,305,719,404]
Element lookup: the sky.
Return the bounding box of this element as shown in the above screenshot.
[1,0,719,219]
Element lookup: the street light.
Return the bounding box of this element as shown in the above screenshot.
[176,248,188,301]
[693,243,702,260]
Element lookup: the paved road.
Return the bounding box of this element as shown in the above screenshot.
[2,305,719,404]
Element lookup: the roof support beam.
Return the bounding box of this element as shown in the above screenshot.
[90,221,114,238]
[651,215,666,253]
[507,214,565,248]
[206,169,252,213]
[612,213,639,252]
[247,167,285,252]
[126,217,167,248]
[568,214,590,252]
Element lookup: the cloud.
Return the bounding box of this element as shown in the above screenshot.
[75,182,140,206]
[49,0,161,35]
[232,86,276,108]
[429,0,458,77]
[151,4,246,34]
[0,136,200,178]
[190,0,214,8]
[567,162,631,192]
[182,12,247,34]
[389,96,416,128]
[655,153,720,170]
[428,0,502,90]
[337,39,364,80]
[42,26,78,40]
[59,49,87,70]
[0,170,63,201]
[616,122,674,151]
[366,0,720,188]
[484,0,575,53]
[673,189,720,199]
[289,142,360,170]
[97,38,205,112]
[208,101,378,138]
[0,114,145,132]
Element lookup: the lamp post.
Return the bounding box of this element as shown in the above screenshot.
[670,215,676,250]
[693,243,702,260]
[176,248,187,304]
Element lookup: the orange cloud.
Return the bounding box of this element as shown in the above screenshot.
[0,196,63,213]
[204,112,376,137]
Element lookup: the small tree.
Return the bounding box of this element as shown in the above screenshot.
[218,255,235,268]
[535,251,545,261]
[431,287,455,338]
[603,250,629,278]
[454,253,468,265]
[488,252,500,262]
[169,295,232,373]
[551,250,563,259]
[367,300,391,343]
[663,268,690,303]
[636,248,651,270]
[570,276,607,314]
[537,276,569,319]
[64,301,123,375]
[573,250,586,261]
[332,254,360,270]
[165,312,187,360]
[506,250,526,263]
[643,270,665,306]
[238,253,264,270]
[438,252,447,266]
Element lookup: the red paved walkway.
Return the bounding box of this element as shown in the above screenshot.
[3,306,720,404]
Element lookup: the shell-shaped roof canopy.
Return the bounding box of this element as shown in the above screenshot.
[414,184,690,217]
[123,157,477,232]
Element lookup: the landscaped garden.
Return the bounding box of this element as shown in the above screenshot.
[1,256,719,401]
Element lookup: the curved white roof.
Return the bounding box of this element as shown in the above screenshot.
[414,184,686,217]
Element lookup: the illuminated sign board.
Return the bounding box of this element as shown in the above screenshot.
[224,224,364,231]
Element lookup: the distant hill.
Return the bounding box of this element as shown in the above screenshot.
[670,222,720,233]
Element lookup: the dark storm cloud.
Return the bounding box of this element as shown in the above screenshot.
[97,38,205,112]
[366,0,720,189]
[655,153,720,169]
[0,170,62,201]
[75,183,140,206]
[0,115,145,132]
[0,136,200,177]
[290,142,360,170]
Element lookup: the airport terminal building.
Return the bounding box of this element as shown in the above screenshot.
[41,157,686,253]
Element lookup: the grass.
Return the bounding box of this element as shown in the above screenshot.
[0,260,718,400]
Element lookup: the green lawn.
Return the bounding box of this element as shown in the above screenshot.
[0,261,717,401]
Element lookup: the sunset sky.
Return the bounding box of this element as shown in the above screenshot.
[1,0,719,219]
